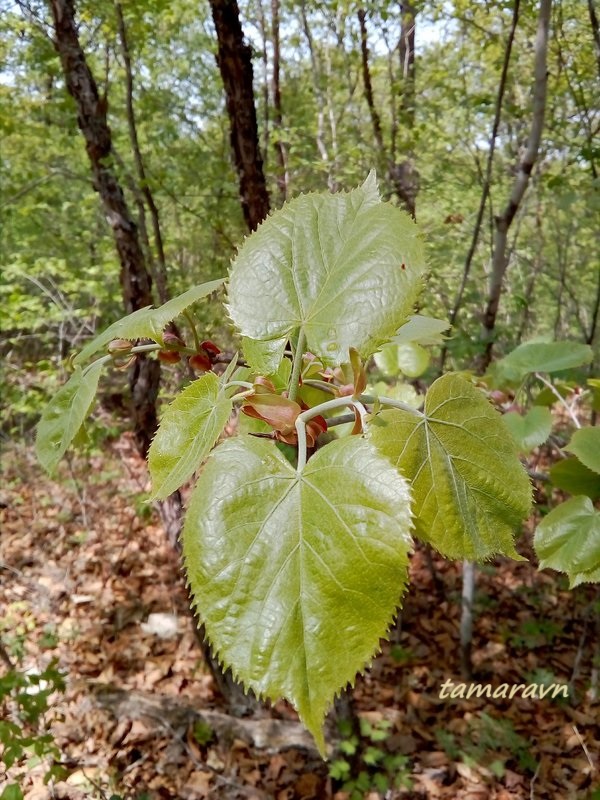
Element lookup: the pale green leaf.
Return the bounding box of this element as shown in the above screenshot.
[549,458,600,500]
[502,407,552,452]
[183,436,413,753]
[534,496,600,587]
[35,360,104,473]
[368,381,422,409]
[242,336,288,375]
[227,173,426,366]
[374,342,430,378]
[74,279,224,365]
[564,427,600,475]
[368,373,531,560]
[392,314,450,345]
[494,341,593,382]
[148,372,233,500]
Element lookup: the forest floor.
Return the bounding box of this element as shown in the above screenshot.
[1,434,599,800]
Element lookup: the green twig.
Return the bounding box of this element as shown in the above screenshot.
[287,330,306,404]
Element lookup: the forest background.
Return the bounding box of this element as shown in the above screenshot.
[1,0,599,798]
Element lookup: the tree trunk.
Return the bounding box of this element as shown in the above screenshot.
[479,0,552,372]
[209,0,270,231]
[48,0,159,458]
[357,9,385,163]
[115,1,170,304]
[390,2,419,218]
[271,0,288,202]
[440,0,521,372]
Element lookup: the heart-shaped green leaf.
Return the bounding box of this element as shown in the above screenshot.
[36,360,105,473]
[549,457,600,500]
[564,427,600,475]
[534,496,600,587]
[183,436,413,753]
[227,172,426,366]
[74,279,224,365]
[148,371,233,500]
[369,373,531,560]
[492,341,593,383]
[502,407,552,452]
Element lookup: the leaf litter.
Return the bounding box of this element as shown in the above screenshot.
[1,435,598,799]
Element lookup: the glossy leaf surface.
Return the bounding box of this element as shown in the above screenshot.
[369,373,531,560]
[227,173,426,365]
[36,360,104,473]
[549,457,600,500]
[534,496,600,587]
[183,436,413,753]
[74,279,224,365]
[148,372,233,500]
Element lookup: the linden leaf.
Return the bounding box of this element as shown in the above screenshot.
[564,427,600,475]
[502,407,552,452]
[534,496,600,587]
[182,436,413,754]
[36,360,104,473]
[227,172,426,366]
[369,373,531,560]
[148,372,233,500]
[74,279,224,365]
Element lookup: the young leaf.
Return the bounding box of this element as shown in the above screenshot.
[183,436,413,754]
[493,341,593,383]
[242,335,288,375]
[368,373,531,560]
[147,372,233,501]
[374,342,430,378]
[227,172,426,366]
[549,458,600,501]
[36,360,105,473]
[534,496,600,587]
[74,279,224,365]
[564,427,600,475]
[392,314,450,345]
[502,407,552,452]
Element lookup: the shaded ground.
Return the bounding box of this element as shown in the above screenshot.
[1,436,599,799]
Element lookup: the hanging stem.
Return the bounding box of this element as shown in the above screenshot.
[287,329,306,403]
[535,372,581,429]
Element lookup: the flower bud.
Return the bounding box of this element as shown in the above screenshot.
[108,338,134,354]
[158,350,181,364]
[189,352,211,372]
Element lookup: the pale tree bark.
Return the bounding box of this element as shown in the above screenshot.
[479,0,552,372]
[209,0,270,231]
[440,0,521,372]
[48,0,160,458]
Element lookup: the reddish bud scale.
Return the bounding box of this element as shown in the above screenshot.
[189,352,212,372]
[158,350,181,364]
[201,340,221,357]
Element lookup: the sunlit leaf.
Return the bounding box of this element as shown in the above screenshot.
[36,360,104,473]
[183,436,413,754]
[374,342,430,378]
[392,314,450,345]
[534,496,600,587]
[74,279,224,365]
[565,427,600,475]
[148,372,233,500]
[227,172,426,366]
[502,407,552,452]
[369,373,531,560]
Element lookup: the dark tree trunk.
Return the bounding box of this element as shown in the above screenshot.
[209,0,270,231]
[48,0,159,457]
